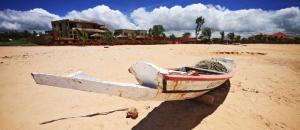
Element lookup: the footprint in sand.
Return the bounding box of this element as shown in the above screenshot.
[213,51,266,56]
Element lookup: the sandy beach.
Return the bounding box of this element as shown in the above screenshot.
[0,44,299,130]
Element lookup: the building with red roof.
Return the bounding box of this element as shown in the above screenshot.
[272,32,288,39]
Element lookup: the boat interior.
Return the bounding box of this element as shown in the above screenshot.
[173,66,227,75]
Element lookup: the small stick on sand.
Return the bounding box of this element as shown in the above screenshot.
[40,107,130,125]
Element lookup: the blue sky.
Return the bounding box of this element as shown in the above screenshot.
[1,0,299,15]
[0,0,300,35]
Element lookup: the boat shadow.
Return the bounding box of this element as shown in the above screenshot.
[132,80,231,130]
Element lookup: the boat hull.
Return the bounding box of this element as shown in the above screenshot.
[31,72,225,101]
[31,58,235,101]
[155,75,227,100]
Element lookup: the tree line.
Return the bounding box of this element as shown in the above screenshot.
[1,17,300,45]
[192,16,300,44]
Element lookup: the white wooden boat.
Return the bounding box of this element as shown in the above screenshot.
[31,58,235,101]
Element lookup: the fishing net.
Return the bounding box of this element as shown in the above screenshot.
[193,59,228,73]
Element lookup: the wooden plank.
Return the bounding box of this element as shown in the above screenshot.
[31,72,158,100]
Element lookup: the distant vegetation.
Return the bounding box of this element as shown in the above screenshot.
[201,27,213,42]
[195,16,205,41]
[0,19,299,46]
[182,32,191,37]
[169,34,176,42]
[74,29,88,41]
[148,25,166,38]
[192,16,300,44]
[227,32,235,42]
[0,31,52,46]
[103,32,116,44]
[220,31,225,42]
[0,31,36,46]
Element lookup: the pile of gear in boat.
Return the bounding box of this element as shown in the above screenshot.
[173,58,229,75]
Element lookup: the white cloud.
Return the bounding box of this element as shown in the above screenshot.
[0,5,136,31]
[0,3,299,37]
[64,5,137,29]
[0,8,60,31]
[131,4,300,36]
[0,21,21,30]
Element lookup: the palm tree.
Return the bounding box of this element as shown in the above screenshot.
[195,16,205,40]
[220,31,225,43]
[182,32,191,37]
[169,34,176,41]
[227,32,235,43]
[152,25,165,37]
[201,27,213,41]
[235,35,241,42]
[103,32,115,45]
[74,29,88,43]
[148,28,153,37]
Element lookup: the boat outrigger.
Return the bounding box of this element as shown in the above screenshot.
[31,58,235,101]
